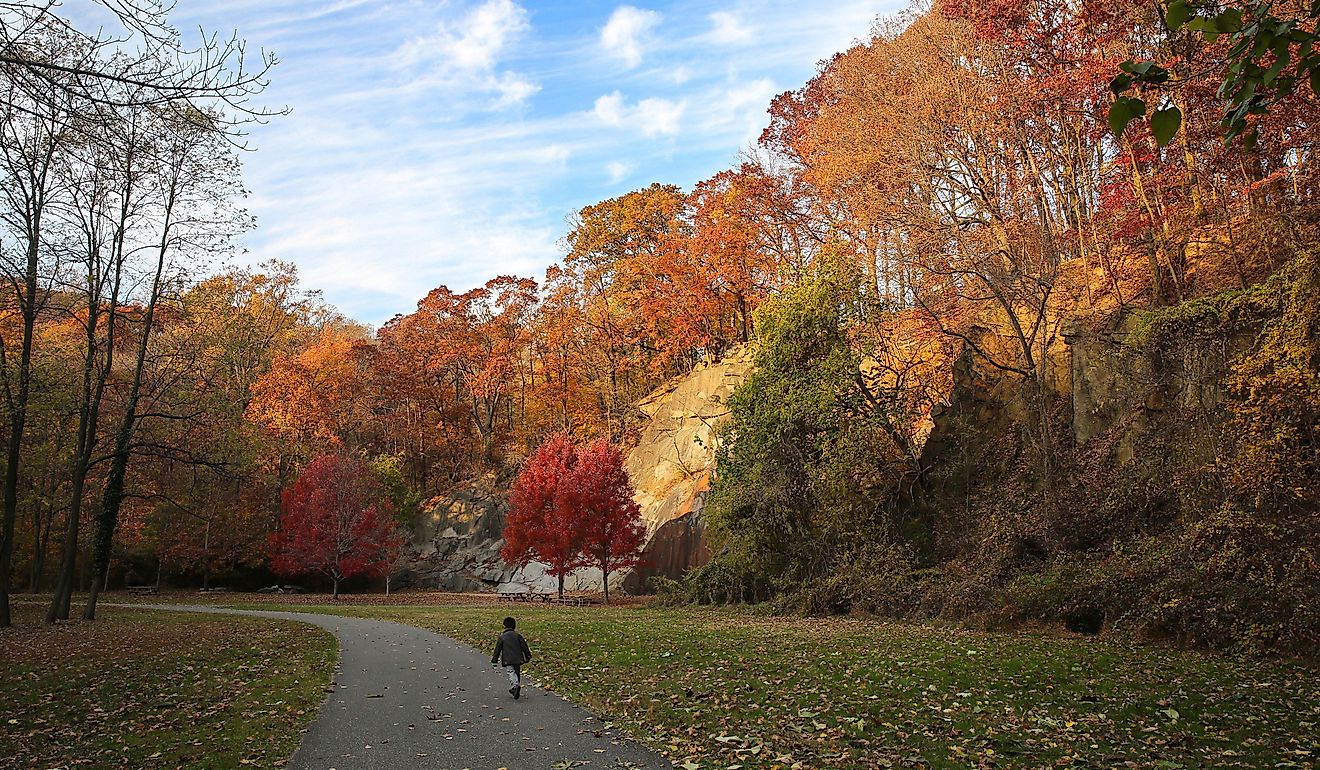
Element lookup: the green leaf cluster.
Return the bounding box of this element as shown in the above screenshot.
[704,267,913,588]
[1109,0,1320,146]
[367,453,423,526]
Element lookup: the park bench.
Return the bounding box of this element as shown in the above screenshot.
[126,585,157,596]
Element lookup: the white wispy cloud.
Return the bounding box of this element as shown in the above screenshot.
[394,0,529,71]
[708,11,752,44]
[389,0,538,108]
[605,160,636,183]
[698,77,778,144]
[721,77,777,122]
[248,145,565,321]
[160,0,903,326]
[494,72,540,107]
[594,91,627,125]
[533,144,573,167]
[600,5,661,68]
[593,90,685,137]
[635,97,685,136]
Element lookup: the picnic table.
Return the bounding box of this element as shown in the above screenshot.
[126,585,157,596]
[497,592,599,606]
[498,592,552,603]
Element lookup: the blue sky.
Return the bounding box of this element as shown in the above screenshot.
[166,0,901,326]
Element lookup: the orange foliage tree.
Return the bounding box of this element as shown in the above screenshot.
[377,275,538,464]
[247,328,375,481]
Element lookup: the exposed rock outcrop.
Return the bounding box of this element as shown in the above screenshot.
[622,347,754,590]
[404,476,511,592]
[1061,312,1256,463]
[404,475,607,594]
[403,347,755,594]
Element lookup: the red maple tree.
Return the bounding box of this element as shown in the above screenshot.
[269,454,397,599]
[370,524,409,596]
[501,433,584,599]
[563,438,646,605]
[501,433,646,603]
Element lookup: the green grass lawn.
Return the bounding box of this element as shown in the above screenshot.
[242,602,1318,770]
[1,601,336,770]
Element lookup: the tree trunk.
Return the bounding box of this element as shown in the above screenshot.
[0,418,26,625]
[0,236,42,628]
[557,573,565,601]
[83,180,172,622]
[83,383,140,621]
[0,106,60,626]
[332,576,340,600]
[47,300,106,622]
[79,545,89,592]
[202,520,211,590]
[602,566,610,606]
[29,503,51,593]
[48,445,96,622]
[48,499,80,622]
[1030,379,1057,517]
[29,543,43,594]
[86,562,106,614]
[48,164,130,623]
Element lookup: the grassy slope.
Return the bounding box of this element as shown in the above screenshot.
[243,602,1318,770]
[1,601,336,770]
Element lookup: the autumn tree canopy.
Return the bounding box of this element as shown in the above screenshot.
[501,433,645,601]
[561,438,646,605]
[0,0,1314,647]
[269,454,398,599]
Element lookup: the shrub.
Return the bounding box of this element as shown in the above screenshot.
[776,544,923,617]
[655,555,773,606]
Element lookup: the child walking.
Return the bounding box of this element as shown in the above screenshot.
[491,616,533,699]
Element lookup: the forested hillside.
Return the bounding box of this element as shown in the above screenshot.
[2,0,1315,651]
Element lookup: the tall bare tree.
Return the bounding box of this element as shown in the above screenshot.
[0,44,69,627]
[0,0,273,626]
[83,105,245,619]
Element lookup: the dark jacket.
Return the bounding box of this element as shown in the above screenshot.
[492,629,532,667]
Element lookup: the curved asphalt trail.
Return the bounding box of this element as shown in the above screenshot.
[139,605,672,770]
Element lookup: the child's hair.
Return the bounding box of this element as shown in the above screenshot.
[503,617,516,629]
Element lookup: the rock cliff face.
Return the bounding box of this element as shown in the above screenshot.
[404,474,609,594]
[622,346,755,591]
[1061,313,1254,459]
[403,477,512,592]
[915,307,1260,519]
[402,347,755,594]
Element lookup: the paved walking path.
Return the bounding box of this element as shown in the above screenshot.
[140,605,672,770]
